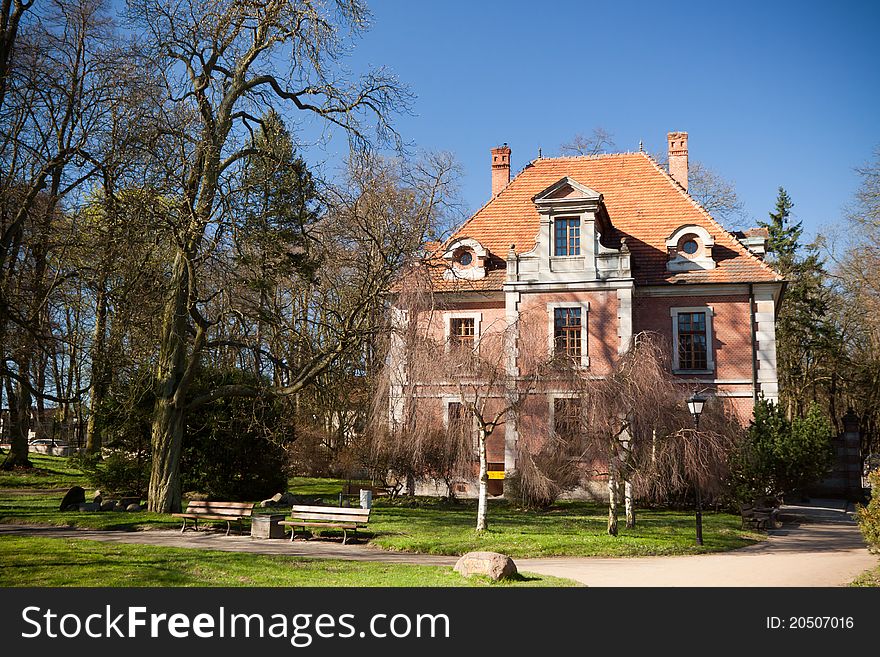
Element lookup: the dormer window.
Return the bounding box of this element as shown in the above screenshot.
[681,239,698,255]
[666,225,716,272]
[442,237,487,281]
[554,217,581,256]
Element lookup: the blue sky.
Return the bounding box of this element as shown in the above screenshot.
[332,0,880,240]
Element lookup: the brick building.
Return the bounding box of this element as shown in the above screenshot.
[389,132,783,493]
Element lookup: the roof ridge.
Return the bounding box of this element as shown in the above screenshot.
[637,151,783,281]
[536,151,643,162]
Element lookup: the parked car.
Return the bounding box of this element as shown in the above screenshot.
[28,438,61,447]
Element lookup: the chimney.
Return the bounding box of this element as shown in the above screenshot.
[491,144,511,197]
[667,131,688,191]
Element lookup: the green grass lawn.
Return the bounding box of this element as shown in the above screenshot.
[365,497,760,558]
[1,454,762,557]
[0,536,573,587]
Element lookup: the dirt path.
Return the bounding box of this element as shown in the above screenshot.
[1,499,874,586]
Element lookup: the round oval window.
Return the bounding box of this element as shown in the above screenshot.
[459,251,473,266]
[682,239,699,255]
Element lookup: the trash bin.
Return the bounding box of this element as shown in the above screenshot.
[359,490,373,509]
[250,514,285,539]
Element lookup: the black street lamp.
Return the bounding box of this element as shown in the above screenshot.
[687,393,707,546]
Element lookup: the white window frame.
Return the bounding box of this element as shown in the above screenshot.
[547,302,590,367]
[553,216,582,257]
[670,306,715,373]
[444,312,482,353]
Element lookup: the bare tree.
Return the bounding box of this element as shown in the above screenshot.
[560,127,616,157]
[378,281,550,531]
[547,333,740,535]
[122,0,417,511]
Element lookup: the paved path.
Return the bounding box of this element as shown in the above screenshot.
[1,499,875,586]
[518,500,877,587]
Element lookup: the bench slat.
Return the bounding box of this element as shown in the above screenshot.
[290,505,369,516]
[279,521,358,529]
[289,512,369,523]
[180,501,254,517]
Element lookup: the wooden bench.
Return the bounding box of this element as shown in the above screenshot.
[740,504,779,531]
[279,505,371,545]
[172,501,255,535]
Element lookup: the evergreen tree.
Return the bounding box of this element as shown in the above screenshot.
[760,188,841,420]
[760,187,800,274]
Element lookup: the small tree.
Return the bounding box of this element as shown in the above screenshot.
[733,400,834,503]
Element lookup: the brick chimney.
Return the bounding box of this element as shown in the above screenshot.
[667,131,688,191]
[491,144,511,197]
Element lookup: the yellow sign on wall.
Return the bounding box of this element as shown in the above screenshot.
[487,471,505,480]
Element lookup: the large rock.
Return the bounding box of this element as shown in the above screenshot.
[93,490,103,504]
[100,500,117,512]
[59,486,86,511]
[453,551,518,581]
[77,502,100,512]
[126,504,142,512]
[114,497,140,511]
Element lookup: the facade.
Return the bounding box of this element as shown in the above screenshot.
[390,132,784,494]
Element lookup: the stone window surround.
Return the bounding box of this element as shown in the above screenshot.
[443,311,483,352]
[670,305,715,374]
[546,301,590,368]
[665,224,716,272]
[548,392,579,439]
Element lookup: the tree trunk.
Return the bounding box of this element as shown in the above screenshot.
[147,255,191,512]
[148,395,185,512]
[476,427,489,531]
[607,464,618,536]
[1,355,32,469]
[625,479,635,529]
[85,285,108,454]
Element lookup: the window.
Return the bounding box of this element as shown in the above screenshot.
[447,401,477,454]
[681,239,698,254]
[554,217,580,256]
[450,317,475,348]
[677,311,708,370]
[553,397,581,440]
[458,251,473,266]
[554,307,582,359]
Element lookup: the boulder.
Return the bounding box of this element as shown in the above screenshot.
[279,492,295,506]
[100,500,117,512]
[114,497,140,511]
[93,490,103,503]
[126,504,142,512]
[59,486,86,511]
[453,551,518,581]
[77,502,100,512]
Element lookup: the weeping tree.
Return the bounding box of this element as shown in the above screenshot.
[558,333,740,536]
[376,276,548,531]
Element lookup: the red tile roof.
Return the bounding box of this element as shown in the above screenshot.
[442,151,781,287]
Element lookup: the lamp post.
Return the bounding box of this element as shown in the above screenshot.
[686,393,707,546]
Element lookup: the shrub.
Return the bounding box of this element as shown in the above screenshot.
[732,400,834,502]
[856,470,880,553]
[181,368,292,501]
[87,367,293,502]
